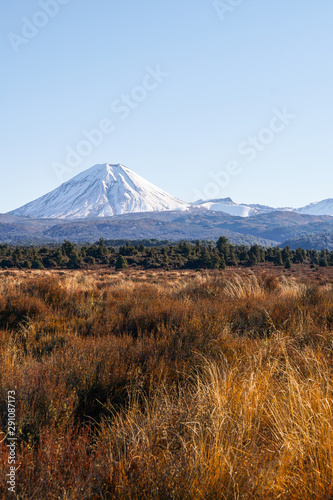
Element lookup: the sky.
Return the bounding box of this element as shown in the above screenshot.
[1,0,332,212]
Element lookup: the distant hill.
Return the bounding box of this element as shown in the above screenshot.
[2,209,333,247]
[0,210,277,246]
[282,231,333,251]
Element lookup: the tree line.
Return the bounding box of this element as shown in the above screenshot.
[0,237,332,270]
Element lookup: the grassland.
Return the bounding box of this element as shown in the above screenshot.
[1,265,333,499]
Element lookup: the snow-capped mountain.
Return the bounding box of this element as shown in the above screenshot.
[10,163,189,219]
[296,199,333,217]
[193,198,276,217]
[193,197,333,218]
[8,163,333,220]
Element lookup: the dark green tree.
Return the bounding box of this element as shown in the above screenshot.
[285,257,292,269]
[116,255,128,269]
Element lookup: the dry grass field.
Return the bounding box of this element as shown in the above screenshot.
[1,265,333,499]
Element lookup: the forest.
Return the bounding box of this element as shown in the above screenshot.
[0,236,332,271]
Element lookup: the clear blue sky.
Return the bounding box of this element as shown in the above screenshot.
[1,0,332,212]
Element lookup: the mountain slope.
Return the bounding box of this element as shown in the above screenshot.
[2,210,333,247]
[282,231,333,251]
[194,197,333,218]
[193,198,276,217]
[296,199,333,216]
[10,163,189,219]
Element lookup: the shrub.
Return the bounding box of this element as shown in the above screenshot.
[115,255,128,269]
[1,269,333,498]
[31,260,44,270]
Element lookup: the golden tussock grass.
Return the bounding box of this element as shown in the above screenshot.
[0,268,333,499]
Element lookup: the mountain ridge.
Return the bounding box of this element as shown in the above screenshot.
[3,163,333,228]
[1,209,333,247]
[8,163,333,220]
[193,198,333,218]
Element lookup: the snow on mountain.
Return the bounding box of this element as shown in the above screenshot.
[247,203,281,215]
[193,198,275,217]
[193,197,333,218]
[8,163,333,220]
[296,199,333,217]
[10,163,190,219]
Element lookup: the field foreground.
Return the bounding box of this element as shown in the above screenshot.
[1,266,333,499]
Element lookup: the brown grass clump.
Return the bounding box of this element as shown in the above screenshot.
[1,268,333,499]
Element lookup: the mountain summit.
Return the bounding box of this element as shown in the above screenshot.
[10,163,189,219]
